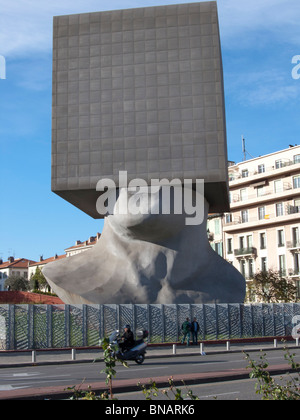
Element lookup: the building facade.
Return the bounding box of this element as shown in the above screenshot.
[28,234,101,282]
[209,145,300,299]
[0,258,36,291]
[28,255,66,282]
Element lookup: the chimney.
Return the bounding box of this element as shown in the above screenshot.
[0,259,3,265]
[75,240,81,246]
[8,256,14,263]
[39,255,44,262]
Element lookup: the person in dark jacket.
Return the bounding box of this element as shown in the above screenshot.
[119,325,135,352]
[181,317,191,346]
[191,317,200,345]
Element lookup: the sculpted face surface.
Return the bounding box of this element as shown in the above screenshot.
[43,188,246,304]
[112,186,190,241]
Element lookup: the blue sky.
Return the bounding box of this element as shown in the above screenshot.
[1,0,300,261]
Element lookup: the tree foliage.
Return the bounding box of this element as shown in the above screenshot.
[30,267,49,291]
[4,275,29,291]
[248,269,297,303]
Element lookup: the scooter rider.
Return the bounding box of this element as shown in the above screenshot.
[119,324,135,352]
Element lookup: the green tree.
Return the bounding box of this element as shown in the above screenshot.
[30,267,49,291]
[4,275,28,291]
[248,269,297,303]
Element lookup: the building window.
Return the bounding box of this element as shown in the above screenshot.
[277,229,284,247]
[261,257,267,272]
[293,175,300,189]
[279,255,286,276]
[297,281,300,300]
[258,164,265,173]
[248,259,254,278]
[214,219,220,235]
[239,236,245,249]
[275,203,284,217]
[241,169,248,178]
[260,232,266,249]
[274,179,283,193]
[241,210,248,223]
[294,253,300,275]
[240,188,247,201]
[225,213,232,224]
[240,260,246,277]
[258,206,265,220]
[227,238,233,254]
[292,226,300,247]
[257,186,265,197]
[246,235,253,248]
[294,154,300,164]
[275,159,283,169]
[215,242,222,257]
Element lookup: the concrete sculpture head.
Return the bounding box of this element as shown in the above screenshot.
[43,186,245,304]
[44,2,246,304]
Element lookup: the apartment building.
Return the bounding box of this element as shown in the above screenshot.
[0,258,36,291]
[28,234,101,281]
[210,145,300,298]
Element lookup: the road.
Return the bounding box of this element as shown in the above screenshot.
[0,348,299,400]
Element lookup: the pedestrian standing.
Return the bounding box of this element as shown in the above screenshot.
[181,317,191,346]
[191,317,200,345]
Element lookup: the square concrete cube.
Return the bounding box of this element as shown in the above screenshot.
[52,1,229,217]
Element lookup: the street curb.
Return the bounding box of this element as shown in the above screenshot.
[0,344,299,369]
[0,363,297,400]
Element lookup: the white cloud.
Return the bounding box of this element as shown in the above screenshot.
[217,0,300,47]
[0,0,141,56]
[225,68,300,106]
[1,0,300,104]
[1,0,300,57]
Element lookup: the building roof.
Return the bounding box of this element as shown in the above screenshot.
[28,254,66,267]
[0,258,36,270]
[228,144,300,169]
[64,233,101,252]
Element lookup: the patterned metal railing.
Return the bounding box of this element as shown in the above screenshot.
[0,303,299,350]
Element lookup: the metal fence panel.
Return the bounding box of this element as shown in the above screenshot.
[33,305,48,349]
[0,303,299,350]
[86,304,101,347]
[228,304,242,339]
[0,305,9,350]
[149,305,163,343]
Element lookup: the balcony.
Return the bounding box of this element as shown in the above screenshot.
[288,268,300,277]
[287,241,300,251]
[230,184,296,210]
[234,247,257,258]
[287,205,300,215]
[223,211,300,233]
[228,160,300,187]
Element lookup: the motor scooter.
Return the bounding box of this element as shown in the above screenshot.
[109,329,148,364]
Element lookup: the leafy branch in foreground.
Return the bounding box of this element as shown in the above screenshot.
[98,336,128,400]
[66,336,128,400]
[138,377,199,400]
[244,345,300,400]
